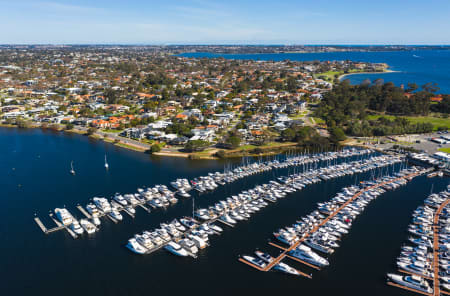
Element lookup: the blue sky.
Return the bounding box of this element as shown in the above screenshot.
[1,0,449,44]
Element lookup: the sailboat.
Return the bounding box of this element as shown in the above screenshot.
[104,154,109,170]
[70,161,75,175]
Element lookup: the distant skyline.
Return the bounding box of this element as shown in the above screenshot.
[1,0,450,44]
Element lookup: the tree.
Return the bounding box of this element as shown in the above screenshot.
[184,140,209,152]
[150,144,161,153]
[329,127,346,142]
[226,136,241,148]
[65,123,74,130]
[281,128,296,142]
[87,127,97,135]
[215,150,226,158]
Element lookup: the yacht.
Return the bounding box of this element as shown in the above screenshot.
[165,242,189,257]
[110,207,123,221]
[242,255,267,269]
[289,245,329,267]
[80,219,96,234]
[93,197,112,213]
[86,203,101,226]
[387,273,432,294]
[113,194,127,206]
[179,238,199,255]
[274,262,301,276]
[54,208,73,226]
[70,220,84,235]
[255,251,274,263]
[126,238,147,254]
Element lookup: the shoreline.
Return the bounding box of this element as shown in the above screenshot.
[338,69,399,80]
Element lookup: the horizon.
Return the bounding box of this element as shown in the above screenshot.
[1,0,450,44]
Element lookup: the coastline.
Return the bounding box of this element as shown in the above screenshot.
[0,124,300,159]
[338,69,399,81]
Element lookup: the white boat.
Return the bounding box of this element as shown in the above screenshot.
[70,220,84,235]
[126,238,147,254]
[387,273,432,294]
[80,219,96,234]
[113,194,128,206]
[93,197,112,213]
[164,242,189,257]
[54,208,73,226]
[179,238,199,255]
[274,262,300,276]
[104,154,109,170]
[110,208,123,221]
[255,250,274,263]
[70,161,75,175]
[289,244,329,267]
[242,255,267,269]
[86,203,101,225]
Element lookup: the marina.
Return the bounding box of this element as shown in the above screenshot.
[2,127,449,296]
[125,154,406,260]
[34,148,377,238]
[386,188,450,296]
[240,166,431,275]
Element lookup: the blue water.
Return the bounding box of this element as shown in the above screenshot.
[179,50,450,93]
[1,127,448,296]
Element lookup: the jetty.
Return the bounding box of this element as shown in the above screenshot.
[239,168,427,273]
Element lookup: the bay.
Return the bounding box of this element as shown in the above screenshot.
[0,127,447,295]
[179,50,450,93]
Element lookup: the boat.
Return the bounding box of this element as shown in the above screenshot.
[86,203,101,225]
[54,208,73,226]
[80,219,96,234]
[274,262,301,276]
[126,238,147,254]
[387,273,432,294]
[70,220,84,235]
[255,250,274,263]
[179,238,199,255]
[70,161,75,175]
[104,154,109,170]
[289,244,329,267]
[113,194,128,206]
[110,208,123,221]
[164,242,189,257]
[242,255,267,269]
[93,197,112,213]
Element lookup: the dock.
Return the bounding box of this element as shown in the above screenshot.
[76,205,91,219]
[216,219,235,228]
[240,169,425,273]
[34,217,48,234]
[387,281,432,296]
[433,199,450,296]
[138,204,151,213]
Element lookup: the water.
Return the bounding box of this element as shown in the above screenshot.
[179,50,450,93]
[0,127,448,296]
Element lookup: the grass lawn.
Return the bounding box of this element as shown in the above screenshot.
[367,115,450,131]
[312,117,325,124]
[438,147,450,153]
[102,129,122,133]
[315,71,341,81]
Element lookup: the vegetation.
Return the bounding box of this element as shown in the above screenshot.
[150,144,162,153]
[184,140,210,152]
[316,80,448,136]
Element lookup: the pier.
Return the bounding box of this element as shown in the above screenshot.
[76,205,91,219]
[240,169,426,273]
[433,198,450,296]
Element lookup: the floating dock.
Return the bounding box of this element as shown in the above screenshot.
[240,169,426,274]
[433,199,450,296]
[76,205,91,219]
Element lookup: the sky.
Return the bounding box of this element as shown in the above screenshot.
[1,0,449,44]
